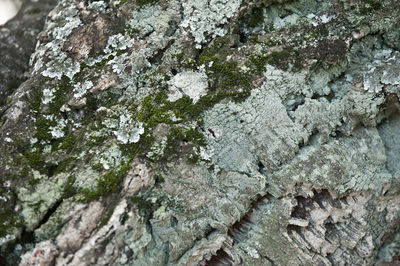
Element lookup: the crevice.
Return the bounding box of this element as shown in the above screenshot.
[174,224,217,263]
[205,249,234,266]
[207,128,216,138]
[202,193,273,265]
[35,199,63,231]
[46,163,59,178]
[257,160,268,177]
[148,40,174,66]
[287,224,302,235]
[263,255,277,266]
[377,111,400,175]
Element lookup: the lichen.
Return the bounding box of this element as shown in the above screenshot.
[181,0,242,48]
[2,0,400,265]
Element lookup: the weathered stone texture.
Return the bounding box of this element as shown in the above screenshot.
[1,0,400,265]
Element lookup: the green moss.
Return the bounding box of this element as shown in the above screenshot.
[248,49,299,72]
[118,0,159,7]
[130,191,162,220]
[160,126,206,163]
[49,75,71,114]
[87,135,108,147]
[51,133,78,153]
[174,51,196,69]
[154,174,165,185]
[247,7,265,29]
[24,149,46,172]
[35,116,55,141]
[6,76,22,91]
[80,161,132,202]
[126,26,141,35]
[136,0,159,6]
[196,36,252,102]
[80,58,110,72]
[27,8,41,15]
[63,175,76,198]
[95,171,119,195]
[27,88,42,113]
[29,176,41,186]
[360,0,383,14]
[59,134,77,153]
[99,208,114,227]
[0,209,22,238]
[19,164,31,179]
[92,163,104,172]
[54,157,77,176]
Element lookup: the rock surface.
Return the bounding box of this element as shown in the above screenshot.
[1,0,400,265]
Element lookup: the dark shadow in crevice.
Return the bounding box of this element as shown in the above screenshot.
[35,199,63,230]
[205,248,234,266]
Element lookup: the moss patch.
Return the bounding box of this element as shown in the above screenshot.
[80,161,132,202]
[0,209,22,238]
[360,0,383,14]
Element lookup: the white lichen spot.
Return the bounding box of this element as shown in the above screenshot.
[73,81,93,98]
[273,13,300,29]
[147,136,168,159]
[153,205,167,219]
[32,2,82,80]
[49,119,67,139]
[113,115,144,144]
[42,88,56,104]
[246,246,260,259]
[104,33,135,55]
[200,146,213,161]
[51,13,81,41]
[4,137,13,143]
[307,13,336,27]
[42,58,81,80]
[87,0,107,12]
[167,87,184,102]
[0,235,16,246]
[239,65,251,73]
[167,71,208,103]
[181,0,242,48]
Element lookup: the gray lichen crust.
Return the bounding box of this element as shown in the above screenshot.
[1,0,400,265]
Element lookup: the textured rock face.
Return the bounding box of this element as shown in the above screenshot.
[0,0,56,107]
[1,0,400,265]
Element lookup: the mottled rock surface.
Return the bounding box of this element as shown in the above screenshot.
[0,0,56,107]
[1,0,400,265]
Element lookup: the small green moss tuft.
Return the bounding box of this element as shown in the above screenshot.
[54,157,77,176]
[35,116,56,141]
[99,208,114,227]
[63,175,76,198]
[92,163,104,172]
[360,0,383,14]
[130,192,162,220]
[0,209,23,238]
[80,161,132,202]
[118,0,159,7]
[247,7,265,29]
[6,97,12,105]
[249,50,290,72]
[24,149,46,172]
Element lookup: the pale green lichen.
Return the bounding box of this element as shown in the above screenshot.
[18,173,70,230]
[3,0,400,265]
[31,1,82,80]
[181,0,242,48]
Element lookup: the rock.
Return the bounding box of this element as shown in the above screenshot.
[0,0,400,265]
